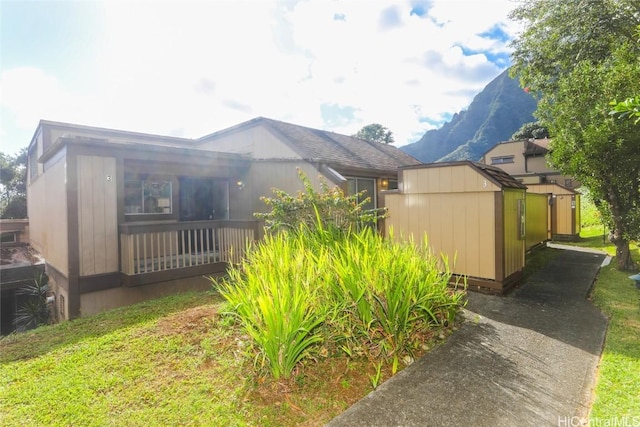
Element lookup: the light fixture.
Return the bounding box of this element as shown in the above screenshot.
[236,180,245,190]
[381,178,389,189]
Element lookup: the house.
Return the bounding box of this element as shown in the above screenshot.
[26,118,420,320]
[383,161,528,294]
[480,139,581,240]
[480,138,579,189]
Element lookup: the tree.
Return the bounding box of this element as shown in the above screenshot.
[511,121,549,140]
[0,149,28,219]
[353,123,394,144]
[610,96,640,123]
[510,0,640,270]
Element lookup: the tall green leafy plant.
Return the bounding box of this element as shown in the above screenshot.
[217,230,331,379]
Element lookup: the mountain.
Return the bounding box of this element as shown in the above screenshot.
[401,69,537,163]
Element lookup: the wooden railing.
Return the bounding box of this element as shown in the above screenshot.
[119,220,263,275]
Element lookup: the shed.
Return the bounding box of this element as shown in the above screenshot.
[526,183,581,241]
[383,161,528,294]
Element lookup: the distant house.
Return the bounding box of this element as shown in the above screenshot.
[480,138,579,189]
[480,139,581,240]
[25,118,420,320]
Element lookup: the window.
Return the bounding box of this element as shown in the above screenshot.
[491,155,515,165]
[125,180,172,215]
[346,177,376,211]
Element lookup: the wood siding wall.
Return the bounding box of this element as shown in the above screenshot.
[198,125,301,159]
[502,189,526,279]
[384,191,497,280]
[27,157,68,275]
[77,156,118,276]
[525,192,549,249]
[481,141,525,175]
[231,161,324,220]
[401,165,501,194]
[554,194,580,236]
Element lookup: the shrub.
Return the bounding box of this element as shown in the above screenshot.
[215,223,465,379]
[217,230,332,380]
[14,272,51,331]
[255,169,386,233]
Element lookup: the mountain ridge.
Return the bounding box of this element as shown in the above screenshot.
[401,69,537,163]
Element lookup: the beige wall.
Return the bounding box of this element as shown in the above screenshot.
[230,161,324,220]
[27,156,68,275]
[554,194,580,236]
[502,189,526,279]
[198,125,301,159]
[401,165,501,194]
[77,156,119,276]
[385,191,497,280]
[482,141,525,175]
[526,192,549,249]
[526,156,555,174]
[526,183,574,195]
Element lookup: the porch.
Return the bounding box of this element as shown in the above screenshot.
[119,220,263,286]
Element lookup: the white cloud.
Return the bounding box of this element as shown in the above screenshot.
[2,0,521,152]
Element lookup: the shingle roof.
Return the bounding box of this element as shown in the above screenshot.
[470,162,528,189]
[401,160,527,190]
[205,117,422,172]
[524,138,550,156]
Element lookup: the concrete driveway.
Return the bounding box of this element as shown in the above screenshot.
[328,246,608,427]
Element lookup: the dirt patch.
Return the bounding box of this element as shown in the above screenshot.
[155,305,219,339]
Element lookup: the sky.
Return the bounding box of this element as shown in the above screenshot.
[0,0,522,155]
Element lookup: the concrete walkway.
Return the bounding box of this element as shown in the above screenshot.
[328,246,608,427]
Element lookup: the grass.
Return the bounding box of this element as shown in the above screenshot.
[0,290,455,426]
[559,225,640,419]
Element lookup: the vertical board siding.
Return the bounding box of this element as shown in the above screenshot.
[385,191,497,280]
[28,157,69,275]
[77,156,118,276]
[502,189,526,279]
[525,193,549,250]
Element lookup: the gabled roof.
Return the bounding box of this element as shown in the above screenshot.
[199,117,422,172]
[401,160,527,190]
[523,138,550,156]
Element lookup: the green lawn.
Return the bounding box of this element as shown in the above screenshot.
[0,290,450,426]
[561,226,640,419]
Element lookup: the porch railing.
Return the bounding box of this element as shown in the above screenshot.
[119,220,263,275]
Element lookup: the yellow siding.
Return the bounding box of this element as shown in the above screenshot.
[502,189,526,278]
[401,165,500,194]
[77,156,118,276]
[385,192,497,280]
[574,195,581,234]
[525,193,549,250]
[27,157,68,275]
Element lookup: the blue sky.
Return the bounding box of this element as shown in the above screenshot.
[0,0,521,154]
